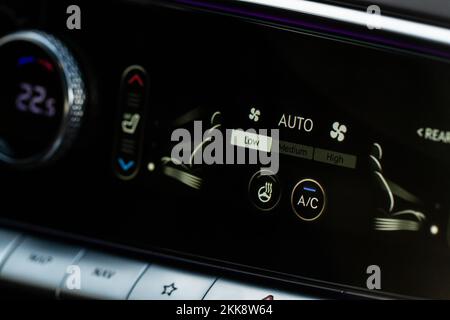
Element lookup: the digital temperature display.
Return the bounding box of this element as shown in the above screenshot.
[0,40,64,162]
[16,82,56,118]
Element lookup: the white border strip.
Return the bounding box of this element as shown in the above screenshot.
[238,0,450,46]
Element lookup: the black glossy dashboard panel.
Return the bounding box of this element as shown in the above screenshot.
[0,0,450,299]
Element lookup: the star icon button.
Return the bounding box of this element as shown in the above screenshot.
[161,283,178,296]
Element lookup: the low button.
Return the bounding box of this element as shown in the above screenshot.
[248,170,281,212]
[128,264,216,300]
[60,251,148,300]
[291,179,326,221]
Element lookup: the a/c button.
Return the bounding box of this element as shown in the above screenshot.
[291,179,326,221]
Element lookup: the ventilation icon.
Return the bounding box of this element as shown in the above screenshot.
[330,122,347,142]
[249,108,261,122]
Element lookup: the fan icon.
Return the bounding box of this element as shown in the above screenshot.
[249,108,261,122]
[330,122,347,142]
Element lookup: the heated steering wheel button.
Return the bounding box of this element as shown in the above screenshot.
[248,170,281,211]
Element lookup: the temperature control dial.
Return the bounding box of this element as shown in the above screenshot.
[0,31,86,167]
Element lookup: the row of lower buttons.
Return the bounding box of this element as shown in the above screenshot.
[0,229,313,300]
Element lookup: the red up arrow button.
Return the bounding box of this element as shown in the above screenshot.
[128,74,144,87]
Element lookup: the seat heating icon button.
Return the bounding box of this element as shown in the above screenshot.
[248,170,281,212]
[291,179,326,221]
[113,65,149,180]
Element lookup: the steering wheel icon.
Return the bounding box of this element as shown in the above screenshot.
[258,183,273,203]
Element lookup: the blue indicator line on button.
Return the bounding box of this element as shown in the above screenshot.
[18,56,35,66]
[303,187,316,193]
[118,158,135,172]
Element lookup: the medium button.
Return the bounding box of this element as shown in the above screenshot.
[248,170,281,211]
[60,251,148,300]
[291,179,326,221]
[128,264,216,300]
[204,278,314,300]
[0,237,83,292]
[0,229,21,266]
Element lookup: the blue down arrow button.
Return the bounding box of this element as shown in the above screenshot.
[118,158,135,172]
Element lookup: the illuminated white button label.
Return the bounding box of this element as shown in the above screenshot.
[417,127,450,144]
[278,114,314,132]
[230,130,272,153]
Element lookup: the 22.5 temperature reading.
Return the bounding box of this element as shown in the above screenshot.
[16,82,56,117]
